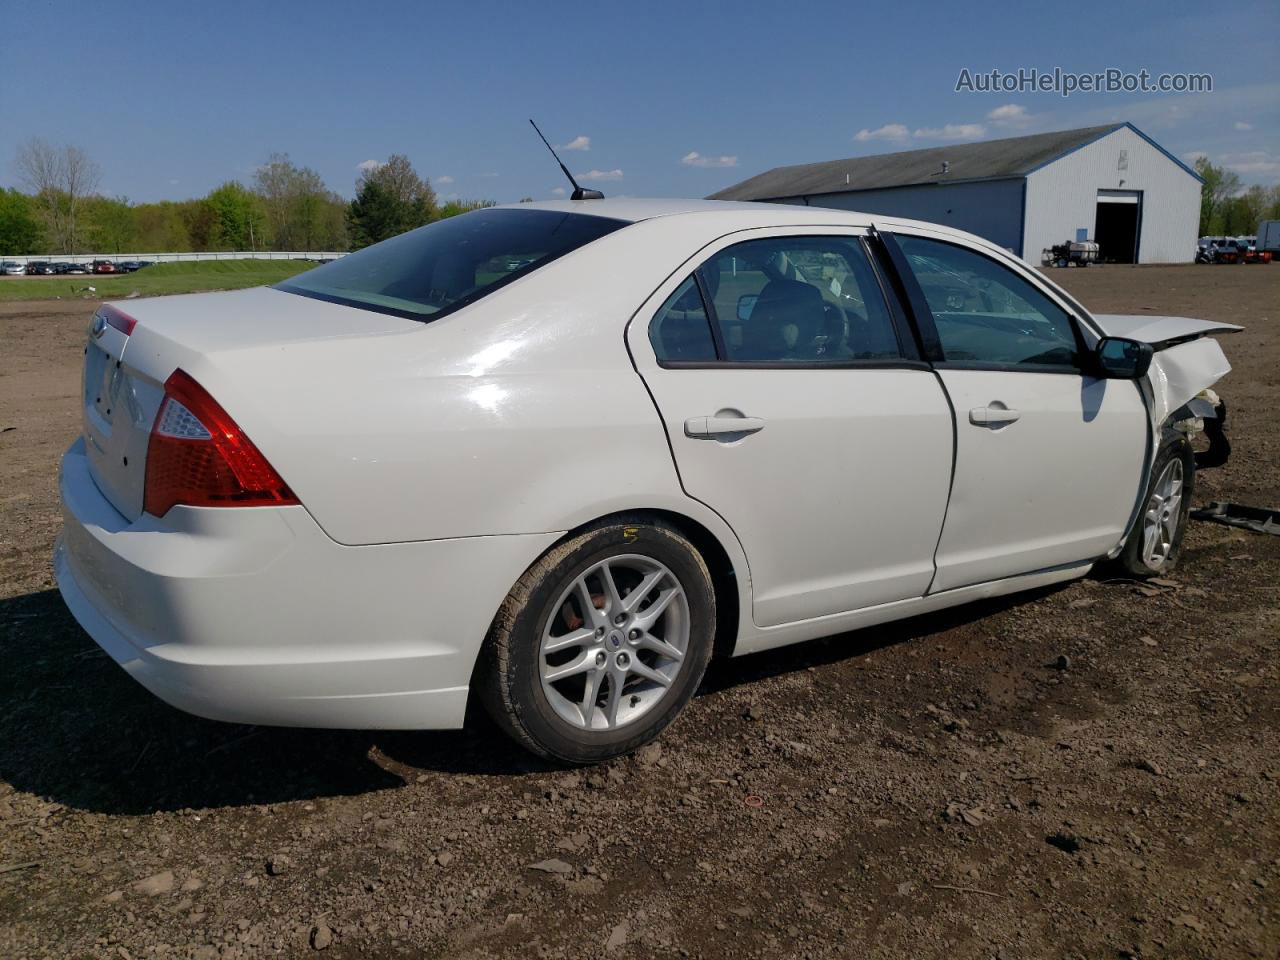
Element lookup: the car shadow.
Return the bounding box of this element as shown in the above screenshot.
[699,584,1065,695]
[0,589,549,817]
[0,582,1066,815]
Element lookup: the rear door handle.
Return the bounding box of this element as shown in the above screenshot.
[685,416,766,438]
[969,405,1021,426]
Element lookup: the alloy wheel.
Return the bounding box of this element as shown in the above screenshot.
[1141,458,1184,569]
[539,555,690,731]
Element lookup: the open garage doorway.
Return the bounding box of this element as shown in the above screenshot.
[1095,190,1142,263]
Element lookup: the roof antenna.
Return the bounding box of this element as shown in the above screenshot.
[529,119,604,200]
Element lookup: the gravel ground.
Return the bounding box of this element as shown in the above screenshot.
[0,264,1277,959]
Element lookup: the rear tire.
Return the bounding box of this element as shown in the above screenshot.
[1113,437,1195,578]
[477,518,715,763]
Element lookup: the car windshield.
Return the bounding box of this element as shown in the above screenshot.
[277,208,629,322]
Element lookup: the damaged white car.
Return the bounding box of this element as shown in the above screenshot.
[55,200,1238,763]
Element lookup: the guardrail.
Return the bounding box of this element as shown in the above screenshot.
[2,251,348,266]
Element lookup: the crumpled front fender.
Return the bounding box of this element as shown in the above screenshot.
[1090,313,1238,429]
[1145,337,1232,428]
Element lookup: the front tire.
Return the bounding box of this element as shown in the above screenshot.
[1114,437,1194,577]
[477,518,715,763]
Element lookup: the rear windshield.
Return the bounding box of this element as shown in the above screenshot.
[276,208,628,321]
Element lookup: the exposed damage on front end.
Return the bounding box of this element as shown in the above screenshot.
[1090,314,1241,562]
[1092,313,1241,467]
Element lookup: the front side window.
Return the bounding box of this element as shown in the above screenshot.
[897,235,1080,369]
[277,208,628,321]
[693,236,902,363]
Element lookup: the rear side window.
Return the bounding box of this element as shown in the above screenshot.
[697,236,902,363]
[277,208,628,321]
[897,235,1080,369]
[650,276,718,362]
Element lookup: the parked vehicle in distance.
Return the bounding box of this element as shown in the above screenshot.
[24,261,55,275]
[1238,237,1272,264]
[1256,221,1280,255]
[0,261,26,276]
[115,261,143,273]
[92,260,117,274]
[54,200,1239,763]
[1196,236,1227,263]
[1212,239,1243,264]
[64,263,89,275]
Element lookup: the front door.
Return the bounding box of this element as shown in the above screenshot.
[628,229,954,627]
[887,230,1149,592]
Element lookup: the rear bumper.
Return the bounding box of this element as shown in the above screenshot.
[55,438,559,729]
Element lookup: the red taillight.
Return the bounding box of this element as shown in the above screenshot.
[94,304,137,336]
[143,370,299,517]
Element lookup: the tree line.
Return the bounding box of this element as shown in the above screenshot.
[7,139,1276,257]
[1194,157,1280,237]
[0,139,493,256]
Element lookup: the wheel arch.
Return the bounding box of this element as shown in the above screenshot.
[590,507,744,663]
[466,505,747,710]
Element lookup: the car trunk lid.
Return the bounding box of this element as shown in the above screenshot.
[80,306,165,521]
[79,286,422,524]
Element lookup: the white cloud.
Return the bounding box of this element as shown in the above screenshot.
[577,168,624,182]
[559,135,591,151]
[986,104,1031,128]
[1218,150,1280,180]
[914,123,986,141]
[681,151,738,168]
[1234,121,1253,131]
[1184,149,1280,183]
[435,175,454,184]
[854,123,910,143]
[551,186,566,196]
[1069,82,1279,133]
[357,159,382,172]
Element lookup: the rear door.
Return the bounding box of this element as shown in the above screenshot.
[627,228,954,628]
[884,229,1148,592]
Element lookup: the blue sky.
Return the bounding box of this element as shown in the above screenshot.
[1,0,1276,203]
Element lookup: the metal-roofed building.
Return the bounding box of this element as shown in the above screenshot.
[710,123,1201,265]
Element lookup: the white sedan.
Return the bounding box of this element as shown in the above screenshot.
[55,199,1237,763]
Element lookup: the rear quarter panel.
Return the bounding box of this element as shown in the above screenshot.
[136,218,749,547]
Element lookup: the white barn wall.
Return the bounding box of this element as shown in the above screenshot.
[1023,126,1200,264]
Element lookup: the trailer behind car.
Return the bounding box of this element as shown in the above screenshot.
[1042,240,1099,268]
[1256,221,1280,255]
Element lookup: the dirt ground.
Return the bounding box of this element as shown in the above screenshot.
[1,265,1277,960]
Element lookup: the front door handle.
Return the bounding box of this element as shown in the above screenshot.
[969,404,1021,426]
[685,415,766,438]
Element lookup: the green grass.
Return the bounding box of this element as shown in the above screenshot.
[0,258,320,301]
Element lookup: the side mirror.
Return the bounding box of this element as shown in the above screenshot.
[1095,336,1153,380]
